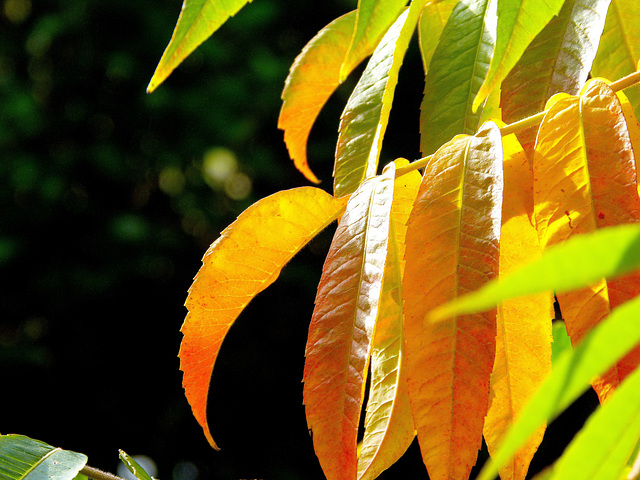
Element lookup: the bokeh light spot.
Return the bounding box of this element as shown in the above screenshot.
[4,0,31,24]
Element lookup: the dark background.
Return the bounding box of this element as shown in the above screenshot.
[0,0,598,479]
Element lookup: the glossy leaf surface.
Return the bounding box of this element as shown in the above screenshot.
[403,122,503,480]
[303,164,396,480]
[182,187,346,448]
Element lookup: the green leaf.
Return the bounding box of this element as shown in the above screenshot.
[546,364,640,480]
[500,0,610,154]
[429,223,640,321]
[340,0,408,80]
[0,434,87,480]
[147,0,252,93]
[417,0,458,72]
[119,450,154,480]
[334,0,426,198]
[473,0,566,111]
[420,0,497,156]
[551,320,572,366]
[476,294,640,480]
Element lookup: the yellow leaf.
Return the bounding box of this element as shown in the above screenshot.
[403,122,503,480]
[303,163,396,480]
[617,89,640,198]
[483,133,552,480]
[181,187,346,449]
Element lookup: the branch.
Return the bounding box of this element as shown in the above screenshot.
[81,465,127,480]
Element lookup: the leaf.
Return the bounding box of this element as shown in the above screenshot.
[357,159,420,480]
[476,294,640,480]
[500,0,611,156]
[546,365,640,480]
[402,122,503,480]
[483,134,552,480]
[533,78,640,400]
[420,0,497,156]
[0,434,87,480]
[551,321,572,365]
[617,89,640,197]
[303,163,396,480]
[278,11,373,184]
[417,0,458,72]
[473,0,566,111]
[181,187,347,449]
[147,0,252,93]
[592,0,640,120]
[340,0,408,81]
[334,0,426,198]
[119,451,154,480]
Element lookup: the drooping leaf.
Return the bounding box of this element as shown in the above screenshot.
[303,164,396,480]
[473,0,566,111]
[278,11,373,184]
[500,0,610,156]
[617,89,640,196]
[403,122,503,480]
[532,79,640,400]
[0,434,87,480]
[476,294,640,480]
[483,133,552,480]
[592,0,640,119]
[357,159,420,480]
[334,0,426,197]
[182,187,347,449]
[417,0,458,72]
[147,0,252,93]
[546,365,640,480]
[420,0,497,156]
[119,451,154,480]
[340,0,408,81]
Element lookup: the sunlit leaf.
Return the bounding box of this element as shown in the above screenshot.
[477,294,640,480]
[303,164,396,480]
[617,89,640,197]
[417,0,458,71]
[278,11,373,184]
[403,122,503,480]
[334,0,426,197]
[483,134,552,480]
[119,451,154,480]
[357,159,420,480]
[340,0,408,81]
[500,0,610,156]
[592,0,640,119]
[473,0,565,111]
[420,0,496,156]
[551,321,572,365]
[147,0,252,93]
[181,187,347,449]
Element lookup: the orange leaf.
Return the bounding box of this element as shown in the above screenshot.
[403,122,503,480]
[303,163,396,480]
[533,78,640,401]
[181,187,346,449]
[617,88,640,198]
[483,134,552,480]
[278,11,375,184]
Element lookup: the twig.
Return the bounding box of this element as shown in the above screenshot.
[81,465,127,480]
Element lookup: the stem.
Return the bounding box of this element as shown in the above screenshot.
[81,465,127,480]
[395,69,640,179]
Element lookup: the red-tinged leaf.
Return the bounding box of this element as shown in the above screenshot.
[483,134,552,480]
[147,0,252,93]
[403,122,503,480]
[340,0,408,81]
[500,0,610,156]
[334,0,427,198]
[278,11,371,184]
[532,79,640,401]
[357,159,420,480]
[181,187,347,449]
[303,163,396,480]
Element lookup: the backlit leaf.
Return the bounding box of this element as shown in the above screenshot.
[483,134,552,480]
[617,89,640,196]
[303,164,396,480]
[340,0,408,80]
[420,0,497,156]
[357,159,420,480]
[473,0,566,111]
[403,122,503,480]
[417,0,458,72]
[334,0,426,197]
[477,294,640,480]
[532,78,640,400]
[181,187,347,449]
[500,0,610,156]
[278,12,374,184]
[147,0,252,93]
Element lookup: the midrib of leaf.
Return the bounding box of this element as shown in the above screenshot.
[19,447,61,480]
